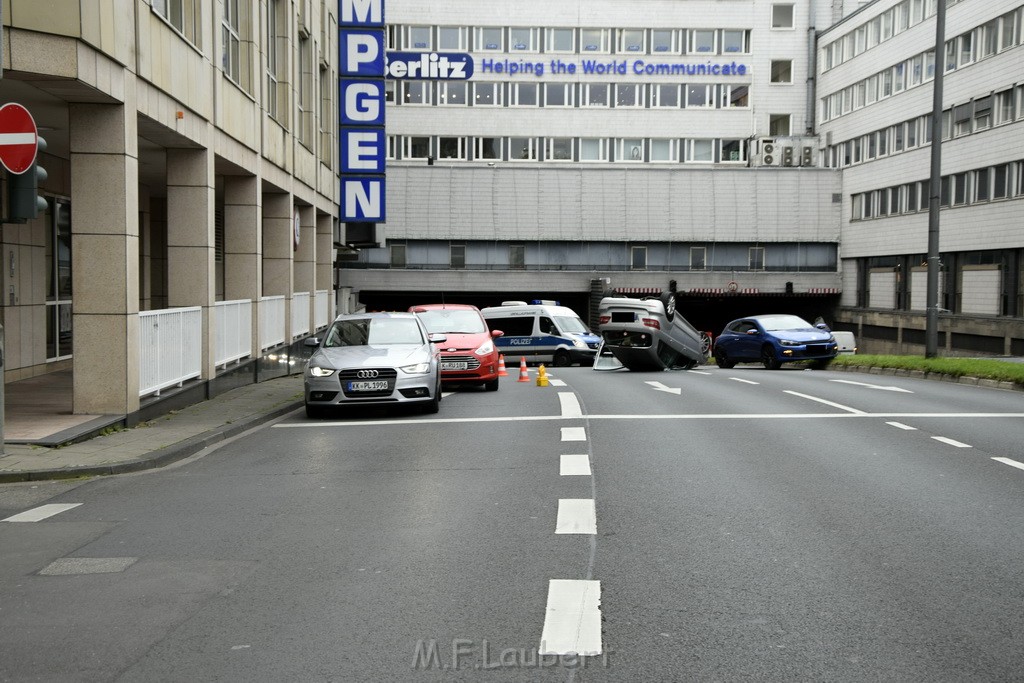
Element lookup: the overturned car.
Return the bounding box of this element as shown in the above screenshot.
[597,294,705,371]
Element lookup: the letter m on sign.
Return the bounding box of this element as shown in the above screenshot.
[341,0,383,26]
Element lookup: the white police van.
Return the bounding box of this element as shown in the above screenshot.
[480,301,601,366]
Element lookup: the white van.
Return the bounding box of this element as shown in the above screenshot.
[832,330,857,354]
[481,301,601,366]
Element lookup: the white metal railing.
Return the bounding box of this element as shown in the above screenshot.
[292,291,311,338]
[260,295,286,349]
[214,299,253,367]
[315,289,329,329]
[139,306,202,397]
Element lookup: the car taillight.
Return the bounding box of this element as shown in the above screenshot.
[599,315,610,325]
[642,318,660,330]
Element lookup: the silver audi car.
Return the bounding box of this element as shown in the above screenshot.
[303,312,445,418]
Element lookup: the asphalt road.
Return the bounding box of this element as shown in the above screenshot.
[1,364,1023,681]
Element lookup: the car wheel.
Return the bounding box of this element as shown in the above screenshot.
[761,345,781,370]
[659,291,676,322]
[484,377,499,391]
[553,350,571,367]
[715,348,735,369]
[305,403,329,419]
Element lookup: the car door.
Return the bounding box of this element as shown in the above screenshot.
[732,320,762,360]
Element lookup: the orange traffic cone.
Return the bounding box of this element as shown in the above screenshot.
[497,355,509,376]
[517,357,530,382]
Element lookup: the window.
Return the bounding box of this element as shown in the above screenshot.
[1000,10,1018,51]
[544,83,574,107]
[995,89,1015,124]
[685,84,713,108]
[475,137,502,160]
[474,82,502,106]
[993,164,1009,199]
[653,84,680,107]
[615,83,642,107]
[958,31,974,67]
[297,34,313,145]
[952,172,968,205]
[772,4,795,29]
[508,137,537,161]
[318,66,334,161]
[475,27,503,51]
[617,139,644,162]
[385,79,395,103]
[438,137,466,160]
[981,19,999,58]
[511,82,538,106]
[685,139,714,163]
[974,96,992,130]
[770,60,792,83]
[890,186,901,214]
[403,136,430,160]
[45,199,72,360]
[450,245,466,269]
[546,28,575,53]
[510,245,526,270]
[769,114,791,136]
[723,85,749,107]
[907,182,918,211]
[721,140,746,163]
[974,167,990,201]
[851,194,864,220]
[650,139,678,162]
[722,30,748,53]
[618,29,645,53]
[584,83,609,106]
[546,138,573,161]
[749,247,765,271]
[631,246,647,270]
[222,0,242,84]
[402,81,431,105]
[390,244,407,268]
[580,28,609,52]
[265,0,281,118]
[406,25,431,50]
[155,0,202,47]
[953,103,972,136]
[438,81,467,106]
[438,26,467,51]
[580,138,608,162]
[690,30,716,53]
[651,29,679,54]
[509,27,538,51]
[690,247,706,271]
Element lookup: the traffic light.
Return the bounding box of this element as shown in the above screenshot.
[7,136,47,222]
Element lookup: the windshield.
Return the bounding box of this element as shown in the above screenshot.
[759,315,813,331]
[323,318,424,347]
[416,309,486,334]
[554,316,590,334]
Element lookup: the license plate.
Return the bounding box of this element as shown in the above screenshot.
[347,380,389,392]
[442,361,469,371]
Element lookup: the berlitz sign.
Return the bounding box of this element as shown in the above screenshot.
[339,0,386,224]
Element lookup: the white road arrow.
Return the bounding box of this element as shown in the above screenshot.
[829,379,913,393]
[645,381,681,395]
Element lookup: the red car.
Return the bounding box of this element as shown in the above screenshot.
[409,304,503,391]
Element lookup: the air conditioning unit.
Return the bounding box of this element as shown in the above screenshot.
[782,146,795,166]
[801,146,815,167]
[759,138,778,166]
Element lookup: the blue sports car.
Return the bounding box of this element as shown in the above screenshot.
[714,314,838,370]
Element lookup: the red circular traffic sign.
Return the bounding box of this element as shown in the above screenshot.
[0,103,39,174]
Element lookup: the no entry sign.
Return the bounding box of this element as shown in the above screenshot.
[0,103,39,174]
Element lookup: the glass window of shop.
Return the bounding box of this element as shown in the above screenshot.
[46,199,72,360]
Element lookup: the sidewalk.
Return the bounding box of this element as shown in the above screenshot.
[0,375,305,483]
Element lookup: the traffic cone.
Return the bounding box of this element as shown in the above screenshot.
[497,355,509,376]
[517,357,530,382]
[536,364,549,387]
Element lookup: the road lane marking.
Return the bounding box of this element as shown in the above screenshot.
[886,421,918,430]
[561,427,587,441]
[549,379,567,387]
[687,370,712,375]
[559,392,583,417]
[539,579,602,656]
[830,379,913,393]
[560,454,592,476]
[556,499,597,534]
[645,381,681,395]
[932,436,972,448]
[783,391,866,415]
[993,457,1024,472]
[729,377,760,385]
[2,503,82,523]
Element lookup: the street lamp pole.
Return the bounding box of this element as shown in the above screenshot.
[926,0,946,358]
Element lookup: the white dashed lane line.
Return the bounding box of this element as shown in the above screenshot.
[560,454,592,476]
[729,377,760,385]
[539,579,603,656]
[886,421,918,430]
[932,436,972,448]
[555,499,597,534]
[548,379,567,387]
[783,390,867,415]
[561,426,587,441]
[558,392,582,417]
[2,503,82,523]
[993,457,1024,472]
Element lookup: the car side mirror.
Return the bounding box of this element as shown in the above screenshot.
[745,329,758,335]
[815,323,830,331]
[429,333,447,344]
[304,337,321,347]
[491,329,504,338]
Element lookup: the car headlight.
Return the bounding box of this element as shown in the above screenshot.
[401,362,431,374]
[572,338,587,348]
[308,366,335,377]
[475,339,494,355]
[778,339,801,346]
[827,335,837,343]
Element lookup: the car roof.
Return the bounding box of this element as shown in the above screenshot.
[408,303,480,312]
[332,311,419,320]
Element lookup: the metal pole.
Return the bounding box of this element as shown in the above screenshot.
[925,0,946,358]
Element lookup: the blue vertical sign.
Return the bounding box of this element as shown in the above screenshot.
[339,0,385,223]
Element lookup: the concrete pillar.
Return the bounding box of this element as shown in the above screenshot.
[224,175,261,359]
[294,205,316,332]
[316,213,334,327]
[262,193,294,340]
[70,98,140,415]
[166,148,216,380]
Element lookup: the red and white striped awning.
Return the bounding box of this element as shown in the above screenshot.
[806,288,840,294]
[614,287,662,296]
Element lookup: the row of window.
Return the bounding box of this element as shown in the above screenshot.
[387,11,796,57]
[850,159,1024,220]
[820,0,968,71]
[826,85,1024,169]
[391,80,758,109]
[821,8,1023,123]
[389,136,753,164]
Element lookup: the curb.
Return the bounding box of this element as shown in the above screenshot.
[0,400,304,484]
[830,363,1024,392]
